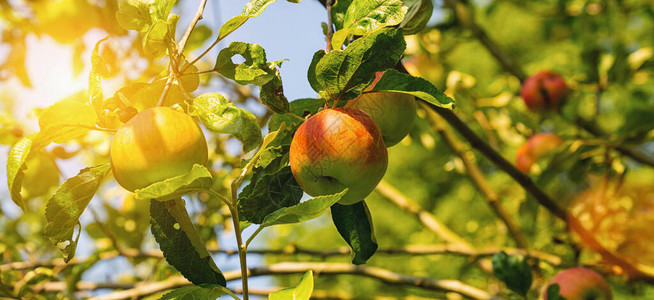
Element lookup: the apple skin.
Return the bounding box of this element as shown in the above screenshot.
[110,107,208,192]
[289,108,388,205]
[544,267,612,300]
[520,71,568,112]
[515,133,563,173]
[346,71,417,147]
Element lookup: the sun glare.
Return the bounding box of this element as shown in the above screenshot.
[10,34,90,126]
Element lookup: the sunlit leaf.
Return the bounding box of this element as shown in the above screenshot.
[214,42,275,86]
[135,164,213,201]
[150,198,227,286]
[21,150,60,199]
[218,0,295,40]
[260,74,290,113]
[44,164,111,262]
[90,37,109,126]
[6,135,35,210]
[269,270,313,300]
[38,96,98,144]
[189,93,262,152]
[116,0,152,32]
[370,69,455,108]
[261,189,347,227]
[331,201,378,264]
[143,19,169,58]
[315,28,405,101]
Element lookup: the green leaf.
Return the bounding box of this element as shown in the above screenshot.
[161,284,229,300]
[491,251,533,297]
[115,0,152,32]
[218,0,291,40]
[189,93,263,152]
[214,42,275,85]
[315,28,405,101]
[44,164,112,262]
[152,0,176,21]
[238,167,304,224]
[399,0,433,35]
[143,19,169,58]
[269,270,314,300]
[135,164,213,201]
[38,96,98,144]
[546,284,567,300]
[261,189,348,227]
[307,50,325,93]
[90,37,109,127]
[6,135,35,210]
[331,0,353,30]
[150,198,227,286]
[331,201,378,264]
[331,0,407,50]
[260,73,290,113]
[370,69,455,108]
[342,0,407,34]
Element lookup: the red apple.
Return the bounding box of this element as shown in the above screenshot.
[544,267,612,300]
[515,133,563,173]
[110,107,208,192]
[520,71,568,112]
[289,108,388,205]
[346,71,417,147]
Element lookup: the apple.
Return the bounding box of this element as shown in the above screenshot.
[289,108,388,205]
[346,71,417,147]
[544,267,612,300]
[515,133,563,173]
[110,107,208,192]
[520,71,568,112]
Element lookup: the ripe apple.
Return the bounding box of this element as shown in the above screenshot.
[515,133,563,173]
[520,71,568,112]
[110,107,208,192]
[346,71,417,147]
[544,267,612,300]
[289,108,388,205]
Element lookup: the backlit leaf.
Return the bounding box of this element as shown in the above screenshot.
[135,164,213,201]
[268,270,313,300]
[38,96,98,144]
[189,93,262,152]
[161,284,228,300]
[370,69,454,108]
[261,189,347,227]
[44,164,111,262]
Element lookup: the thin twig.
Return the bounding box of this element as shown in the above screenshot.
[87,262,493,300]
[325,0,334,52]
[178,0,208,54]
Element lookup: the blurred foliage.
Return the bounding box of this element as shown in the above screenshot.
[0,0,653,299]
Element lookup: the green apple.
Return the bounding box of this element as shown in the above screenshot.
[289,108,388,205]
[346,71,417,147]
[110,107,208,192]
[544,267,612,300]
[521,71,568,112]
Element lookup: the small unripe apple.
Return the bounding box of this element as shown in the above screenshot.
[544,267,612,300]
[515,133,563,173]
[346,71,417,147]
[289,108,388,205]
[110,107,208,192]
[521,71,568,112]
